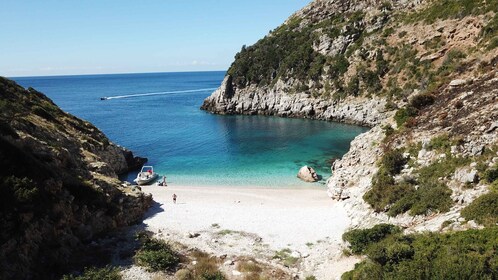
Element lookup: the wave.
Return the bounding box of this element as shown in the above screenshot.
[103,87,217,100]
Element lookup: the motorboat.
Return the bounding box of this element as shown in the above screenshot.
[133,166,158,185]
[100,97,108,100]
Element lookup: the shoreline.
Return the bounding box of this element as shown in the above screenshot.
[130,184,358,279]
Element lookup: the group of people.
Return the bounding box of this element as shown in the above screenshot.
[158,175,177,204]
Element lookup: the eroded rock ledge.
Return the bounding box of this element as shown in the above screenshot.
[201,76,387,127]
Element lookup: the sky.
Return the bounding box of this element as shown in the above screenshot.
[0,0,311,77]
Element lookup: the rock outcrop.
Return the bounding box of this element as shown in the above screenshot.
[297,166,319,182]
[202,76,387,126]
[0,77,152,279]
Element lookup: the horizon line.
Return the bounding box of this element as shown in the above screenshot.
[6,69,228,79]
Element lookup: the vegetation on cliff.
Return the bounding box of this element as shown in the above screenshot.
[207,0,497,121]
[342,225,498,280]
[0,77,151,279]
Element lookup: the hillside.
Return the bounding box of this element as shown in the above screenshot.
[0,77,152,279]
[202,0,498,278]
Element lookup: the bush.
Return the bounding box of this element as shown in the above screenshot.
[405,0,498,23]
[408,183,453,216]
[62,266,121,280]
[273,248,299,267]
[134,234,180,272]
[189,250,226,280]
[394,106,418,127]
[342,224,401,254]
[364,178,415,212]
[381,149,407,176]
[409,93,435,110]
[427,134,453,152]
[461,192,498,226]
[484,166,498,183]
[342,227,498,280]
[365,153,462,216]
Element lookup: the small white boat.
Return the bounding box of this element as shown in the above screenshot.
[133,166,158,185]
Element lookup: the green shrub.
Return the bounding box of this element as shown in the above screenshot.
[427,134,453,152]
[394,106,418,127]
[134,234,179,272]
[484,165,498,183]
[0,176,38,204]
[409,93,435,110]
[405,0,498,23]
[381,149,407,176]
[364,178,415,212]
[408,183,453,216]
[62,266,121,280]
[328,55,350,78]
[200,271,225,280]
[461,192,498,226]
[342,227,498,280]
[342,224,401,254]
[342,260,383,280]
[190,250,226,280]
[273,248,299,267]
[366,154,462,216]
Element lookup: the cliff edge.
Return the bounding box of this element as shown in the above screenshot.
[0,77,152,279]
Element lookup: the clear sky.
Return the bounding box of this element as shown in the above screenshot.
[1,0,311,77]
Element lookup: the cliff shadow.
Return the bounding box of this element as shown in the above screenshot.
[142,200,164,221]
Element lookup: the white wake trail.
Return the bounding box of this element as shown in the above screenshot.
[103,87,217,100]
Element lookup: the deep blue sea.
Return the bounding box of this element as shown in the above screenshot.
[13,71,368,187]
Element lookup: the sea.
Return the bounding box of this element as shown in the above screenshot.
[13,71,368,188]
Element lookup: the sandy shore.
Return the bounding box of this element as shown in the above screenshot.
[136,185,358,279]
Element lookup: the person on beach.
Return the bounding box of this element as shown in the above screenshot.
[161,176,167,186]
[172,193,177,204]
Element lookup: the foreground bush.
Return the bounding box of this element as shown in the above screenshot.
[176,250,226,280]
[461,192,498,227]
[62,266,121,280]
[342,226,498,280]
[134,233,180,272]
[342,224,401,254]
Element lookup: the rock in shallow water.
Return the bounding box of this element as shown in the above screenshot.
[297,165,319,182]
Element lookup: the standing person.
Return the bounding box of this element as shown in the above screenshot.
[161,176,167,186]
[172,193,177,204]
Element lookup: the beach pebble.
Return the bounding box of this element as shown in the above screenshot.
[188,232,200,238]
[290,251,301,258]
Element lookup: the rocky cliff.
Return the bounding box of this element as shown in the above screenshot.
[202,0,498,260]
[0,77,152,279]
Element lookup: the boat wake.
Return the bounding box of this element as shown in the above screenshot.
[102,87,217,100]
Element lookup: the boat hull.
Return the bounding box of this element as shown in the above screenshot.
[134,173,158,185]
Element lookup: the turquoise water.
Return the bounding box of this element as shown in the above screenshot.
[14,72,368,187]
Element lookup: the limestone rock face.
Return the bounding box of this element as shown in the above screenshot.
[201,79,388,127]
[298,165,319,182]
[454,167,479,184]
